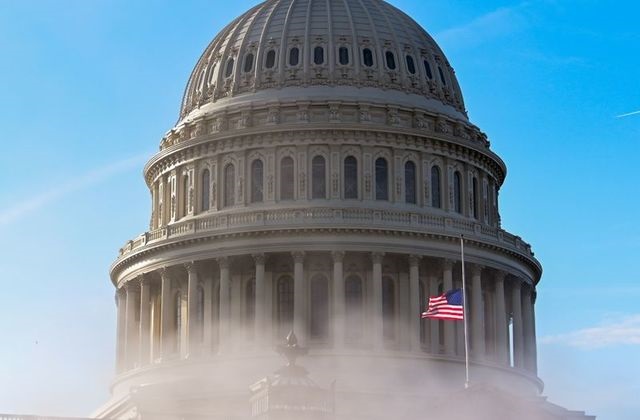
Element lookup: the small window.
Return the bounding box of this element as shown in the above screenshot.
[224,58,234,78]
[201,169,210,211]
[314,46,324,65]
[423,60,433,79]
[289,47,299,66]
[453,171,462,213]
[312,155,326,199]
[251,160,264,203]
[385,51,396,70]
[438,66,447,85]
[431,166,441,208]
[406,55,416,74]
[344,156,358,199]
[265,50,276,69]
[243,53,254,73]
[362,48,374,67]
[375,158,389,201]
[280,156,294,200]
[224,164,235,207]
[339,47,349,65]
[405,161,416,204]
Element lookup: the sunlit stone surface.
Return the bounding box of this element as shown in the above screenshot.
[91,1,594,419]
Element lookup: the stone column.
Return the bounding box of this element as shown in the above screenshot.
[115,289,126,372]
[428,275,440,354]
[409,255,421,351]
[511,279,524,368]
[160,268,172,357]
[372,252,384,350]
[471,264,485,359]
[138,275,152,366]
[332,251,345,349]
[292,251,306,344]
[494,272,508,365]
[185,262,199,357]
[218,257,230,350]
[125,282,140,368]
[443,259,455,355]
[522,284,536,373]
[253,254,266,344]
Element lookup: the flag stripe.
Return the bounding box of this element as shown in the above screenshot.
[422,289,464,321]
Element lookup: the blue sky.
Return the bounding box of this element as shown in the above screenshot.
[0,1,638,418]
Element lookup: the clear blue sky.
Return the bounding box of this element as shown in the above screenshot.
[0,1,638,418]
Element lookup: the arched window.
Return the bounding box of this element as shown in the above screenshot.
[385,51,396,70]
[431,166,441,208]
[196,285,205,343]
[453,171,462,213]
[311,155,326,199]
[472,177,479,219]
[314,46,324,65]
[289,47,299,66]
[406,55,416,74]
[201,169,210,211]
[382,277,396,341]
[375,157,388,201]
[310,276,329,340]
[362,48,374,67]
[338,47,349,65]
[182,174,189,217]
[265,50,276,69]
[438,66,447,85]
[174,292,183,353]
[405,161,416,204]
[245,279,255,334]
[423,60,433,79]
[277,276,294,337]
[280,156,294,200]
[243,53,254,73]
[345,275,363,342]
[225,58,234,78]
[251,159,264,203]
[224,163,235,207]
[344,156,358,199]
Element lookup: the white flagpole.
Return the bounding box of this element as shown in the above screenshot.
[460,234,470,389]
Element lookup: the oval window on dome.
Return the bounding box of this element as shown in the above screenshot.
[339,47,349,65]
[406,55,416,74]
[314,46,324,65]
[385,51,396,70]
[224,58,234,78]
[265,49,276,69]
[423,60,433,79]
[243,53,254,73]
[362,48,374,67]
[289,47,300,66]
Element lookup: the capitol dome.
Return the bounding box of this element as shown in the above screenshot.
[94,1,591,420]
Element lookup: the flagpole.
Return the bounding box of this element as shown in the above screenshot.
[460,234,470,389]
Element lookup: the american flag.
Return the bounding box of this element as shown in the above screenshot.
[421,288,464,320]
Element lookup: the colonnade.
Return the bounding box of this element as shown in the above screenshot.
[115,252,537,376]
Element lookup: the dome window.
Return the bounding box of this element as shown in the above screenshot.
[201,169,210,211]
[385,51,396,70]
[344,156,358,199]
[280,156,294,200]
[251,159,264,203]
[314,46,324,65]
[312,155,327,199]
[453,171,462,213]
[375,158,389,201]
[243,53,254,73]
[405,161,416,204]
[362,48,374,67]
[265,49,276,69]
[423,60,433,79]
[431,166,441,208]
[438,66,447,85]
[339,47,349,65]
[224,58,234,78]
[406,55,416,74]
[289,47,300,66]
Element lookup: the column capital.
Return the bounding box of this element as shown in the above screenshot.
[158,266,170,280]
[495,270,506,282]
[371,252,385,264]
[409,254,421,267]
[124,281,140,293]
[331,251,345,263]
[184,261,198,274]
[511,277,522,290]
[291,251,305,264]
[252,253,266,265]
[139,273,152,286]
[218,256,230,269]
[471,264,484,277]
[442,258,455,270]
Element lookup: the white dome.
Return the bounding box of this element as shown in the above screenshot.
[180,0,466,123]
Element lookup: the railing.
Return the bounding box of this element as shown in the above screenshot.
[0,416,94,420]
[117,206,536,262]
